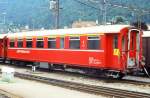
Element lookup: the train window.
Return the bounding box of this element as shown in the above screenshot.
[88,36,100,49]
[60,37,64,49]
[122,37,125,51]
[131,34,134,50]
[69,37,80,49]
[10,39,14,47]
[113,35,118,49]
[18,39,23,48]
[36,38,43,48]
[48,38,56,48]
[26,39,32,48]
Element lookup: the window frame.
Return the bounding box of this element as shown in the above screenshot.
[17,38,23,48]
[113,35,118,49]
[26,38,33,48]
[87,36,100,50]
[9,38,15,48]
[69,36,80,49]
[48,37,56,48]
[36,38,44,48]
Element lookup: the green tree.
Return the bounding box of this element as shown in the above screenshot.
[112,16,126,24]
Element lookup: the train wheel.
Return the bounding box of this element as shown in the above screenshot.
[9,60,13,65]
[48,63,54,72]
[117,73,125,79]
[2,59,6,63]
[105,71,125,79]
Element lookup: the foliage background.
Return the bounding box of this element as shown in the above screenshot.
[0,0,149,30]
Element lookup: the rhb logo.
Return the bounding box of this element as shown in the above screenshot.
[89,57,101,65]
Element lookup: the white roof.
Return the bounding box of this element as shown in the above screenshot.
[0,34,7,39]
[142,31,150,37]
[7,25,129,38]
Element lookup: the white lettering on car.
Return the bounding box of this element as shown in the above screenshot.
[89,57,101,65]
[16,50,30,54]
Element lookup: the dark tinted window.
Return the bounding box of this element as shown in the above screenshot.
[36,38,43,48]
[48,38,56,48]
[131,34,134,50]
[122,37,125,51]
[18,39,23,48]
[26,39,32,48]
[113,35,118,49]
[60,37,64,49]
[10,39,14,47]
[88,36,100,49]
[69,37,80,49]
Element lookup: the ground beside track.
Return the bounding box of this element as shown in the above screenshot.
[0,76,106,98]
[0,64,150,94]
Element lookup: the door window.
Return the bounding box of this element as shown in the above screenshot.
[113,35,118,49]
[122,37,125,51]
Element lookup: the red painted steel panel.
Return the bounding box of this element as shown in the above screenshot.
[105,35,113,66]
[7,48,123,71]
[23,38,26,48]
[80,36,87,49]
[65,36,69,49]
[44,37,48,48]
[33,37,36,48]
[14,38,17,48]
[0,40,3,57]
[56,37,60,49]
[7,49,102,67]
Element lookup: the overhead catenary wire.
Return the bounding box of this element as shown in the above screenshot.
[73,0,100,10]
[73,0,150,14]
[73,0,150,26]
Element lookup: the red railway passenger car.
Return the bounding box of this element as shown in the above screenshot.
[0,34,7,62]
[0,25,144,78]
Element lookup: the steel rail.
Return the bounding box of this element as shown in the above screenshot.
[0,64,149,86]
[0,63,149,86]
[0,89,22,98]
[14,72,150,98]
[97,77,150,86]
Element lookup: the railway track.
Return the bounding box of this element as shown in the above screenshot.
[0,63,150,86]
[98,77,150,86]
[35,68,150,86]
[14,72,150,98]
[0,89,22,98]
